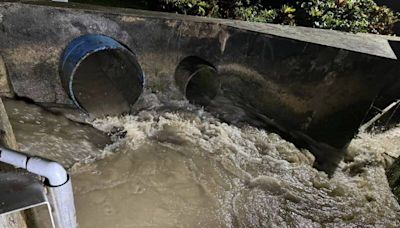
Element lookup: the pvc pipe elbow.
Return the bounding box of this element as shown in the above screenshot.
[0,147,69,187]
[27,157,68,187]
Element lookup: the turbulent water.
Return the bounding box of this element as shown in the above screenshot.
[4,97,400,227]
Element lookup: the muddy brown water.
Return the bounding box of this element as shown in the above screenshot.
[3,97,400,227]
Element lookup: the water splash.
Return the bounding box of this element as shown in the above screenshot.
[4,97,400,227]
[73,106,400,227]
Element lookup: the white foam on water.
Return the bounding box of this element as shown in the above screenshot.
[5,97,400,227]
[71,103,400,227]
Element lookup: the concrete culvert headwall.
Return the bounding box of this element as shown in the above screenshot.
[175,56,219,106]
[60,34,144,117]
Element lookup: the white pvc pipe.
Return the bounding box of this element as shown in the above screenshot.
[0,147,68,186]
[47,179,77,228]
[0,148,27,169]
[27,157,68,187]
[0,146,76,228]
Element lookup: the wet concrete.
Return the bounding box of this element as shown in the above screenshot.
[3,99,111,168]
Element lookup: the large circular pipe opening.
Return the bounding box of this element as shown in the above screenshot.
[175,56,219,106]
[60,34,144,117]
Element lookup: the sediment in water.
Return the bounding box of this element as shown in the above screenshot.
[4,96,400,227]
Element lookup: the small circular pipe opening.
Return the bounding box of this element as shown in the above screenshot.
[60,34,144,117]
[175,56,219,106]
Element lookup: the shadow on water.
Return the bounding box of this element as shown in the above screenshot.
[206,88,343,175]
[179,67,346,175]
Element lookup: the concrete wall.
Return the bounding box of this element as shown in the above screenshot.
[0,59,26,227]
[0,1,399,169]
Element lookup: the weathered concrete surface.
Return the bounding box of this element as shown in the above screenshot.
[0,97,27,228]
[0,1,399,169]
[0,99,17,149]
[0,47,28,227]
[0,55,13,97]
[0,213,27,228]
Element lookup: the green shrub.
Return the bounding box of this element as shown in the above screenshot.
[73,0,399,34]
[297,0,399,34]
[159,0,399,35]
[160,0,218,16]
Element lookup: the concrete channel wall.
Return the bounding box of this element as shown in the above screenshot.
[0,56,26,226]
[0,1,399,170]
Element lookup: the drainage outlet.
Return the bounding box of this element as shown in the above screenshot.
[175,56,219,106]
[60,34,144,117]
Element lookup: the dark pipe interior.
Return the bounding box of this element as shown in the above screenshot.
[175,56,219,106]
[72,49,143,117]
[186,66,219,106]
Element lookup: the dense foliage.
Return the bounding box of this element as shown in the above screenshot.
[297,0,398,34]
[159,0,399,34]
[71,0,399,34]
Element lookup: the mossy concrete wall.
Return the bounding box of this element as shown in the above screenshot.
[0,1,399,169]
